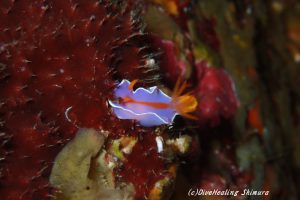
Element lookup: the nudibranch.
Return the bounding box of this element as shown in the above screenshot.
[108,79,198,127]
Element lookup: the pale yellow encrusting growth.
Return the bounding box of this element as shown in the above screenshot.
[49,128,135,200]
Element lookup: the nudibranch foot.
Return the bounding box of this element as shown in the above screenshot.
[108,79,198,127]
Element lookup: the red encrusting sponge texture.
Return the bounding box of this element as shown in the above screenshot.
[195,61,239,126]
[0,0,165,199]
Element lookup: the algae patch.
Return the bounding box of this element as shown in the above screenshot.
[49,128,135,200]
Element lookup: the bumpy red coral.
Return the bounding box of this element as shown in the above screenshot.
[0,1,165,199]
[195,61,239,126]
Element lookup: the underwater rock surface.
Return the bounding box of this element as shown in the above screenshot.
[0,0,299,200]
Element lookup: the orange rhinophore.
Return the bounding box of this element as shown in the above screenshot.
[171,78,198,120]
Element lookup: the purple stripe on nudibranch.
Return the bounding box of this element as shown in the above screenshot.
[108,79,178,127]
